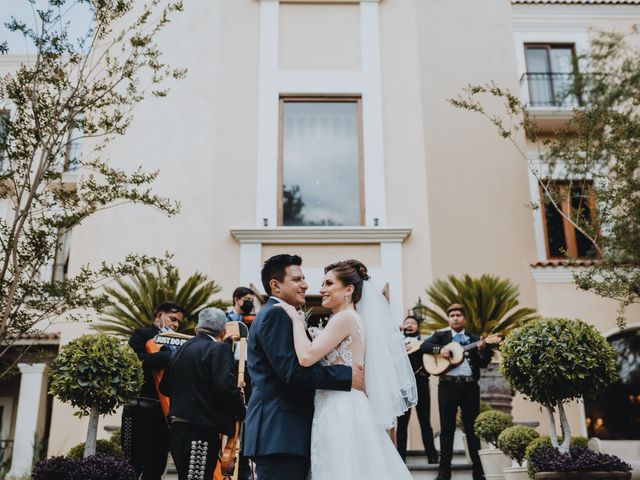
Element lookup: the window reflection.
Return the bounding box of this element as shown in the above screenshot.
[281,100,362,226]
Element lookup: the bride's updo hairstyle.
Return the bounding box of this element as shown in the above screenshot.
[324,259,370,305]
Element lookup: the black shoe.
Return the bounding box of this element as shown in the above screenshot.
[427,453,439,464]
[435,471,451,480]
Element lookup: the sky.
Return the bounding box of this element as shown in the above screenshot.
[1,0,92,55]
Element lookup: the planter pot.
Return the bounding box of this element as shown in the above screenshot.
[503,466,529,480]
[535,472,631,479]
[479,448,511,477]
[479,360,513,414]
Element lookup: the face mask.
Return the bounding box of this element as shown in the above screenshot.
[241,300,254,315]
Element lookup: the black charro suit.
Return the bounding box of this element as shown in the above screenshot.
[122,325,171,480]
[159,333,246,480]
[420,329,492,480]
[244,297,352,480]
[397,333,438,462]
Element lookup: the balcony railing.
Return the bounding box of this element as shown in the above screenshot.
[521,72,582,108]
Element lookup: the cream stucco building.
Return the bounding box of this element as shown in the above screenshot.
[1,0,640,476]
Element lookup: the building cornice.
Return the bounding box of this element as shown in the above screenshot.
[273,0,380,3]
[230,227,411,244]
[513,4,640,26]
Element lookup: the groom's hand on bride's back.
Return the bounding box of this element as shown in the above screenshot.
[351,364,365,392]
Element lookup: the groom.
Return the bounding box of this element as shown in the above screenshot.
[244,254,365,480]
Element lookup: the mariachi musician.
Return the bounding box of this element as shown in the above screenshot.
[160,307,246,480]
[122,301,185,480]
[397,315,439,464]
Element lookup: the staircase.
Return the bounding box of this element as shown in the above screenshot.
[163,450,477,480]
[407,449,475,480]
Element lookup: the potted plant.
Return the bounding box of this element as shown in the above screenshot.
[528,445,631,479]
[501,318,629,479]
[474,409,514,478]
[49,334,143,457]
[497,425,539,480]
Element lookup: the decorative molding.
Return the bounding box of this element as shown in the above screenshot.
[16,363,47,375]
[512,5,640,24]
[277,0,380,3]
[530,265,576,283]
[230,227,411,244]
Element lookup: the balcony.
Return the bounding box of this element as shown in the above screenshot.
[520,72,582,132]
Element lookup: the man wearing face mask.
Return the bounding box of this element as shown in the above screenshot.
[226,287,255,480]
[227,287,256,326]
[121,301,186,480]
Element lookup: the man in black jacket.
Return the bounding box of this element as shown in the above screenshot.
[122,301,185,480]
[160,307,246,480]
[397,315,438,464]
[419,304,492,480]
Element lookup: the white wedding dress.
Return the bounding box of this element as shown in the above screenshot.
[309,310,414,480]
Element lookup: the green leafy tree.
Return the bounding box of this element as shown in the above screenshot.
[49,334,143,458]
[500,318,617,454]
[417,274,538,336]
[0,0,185,374]
[449,31,640,325]
[95,267,227,337]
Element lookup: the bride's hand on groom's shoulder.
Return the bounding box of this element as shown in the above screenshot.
[275,302,305,323]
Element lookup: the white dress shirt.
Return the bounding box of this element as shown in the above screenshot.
[446,328,473,377]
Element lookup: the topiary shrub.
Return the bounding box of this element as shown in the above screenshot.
[501,318,617,454]
[474,410,513,447]
[497,425,539,466]
[49,334,143,457]
[67,439,124,460]
[528,445,631,479]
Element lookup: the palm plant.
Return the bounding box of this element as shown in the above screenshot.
[94,267,227,337]
[417,274,538,336]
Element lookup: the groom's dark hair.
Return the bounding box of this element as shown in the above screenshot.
[261,254,303,296]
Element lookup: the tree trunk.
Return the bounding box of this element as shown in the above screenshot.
[557,401,571,455]
[546,404,560,449]
[84,404,100,458]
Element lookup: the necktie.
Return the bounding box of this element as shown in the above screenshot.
[453,332,470,345]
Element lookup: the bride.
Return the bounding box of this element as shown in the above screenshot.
[277,259,418,479]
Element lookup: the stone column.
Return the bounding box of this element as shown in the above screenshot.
[7,363,47,480]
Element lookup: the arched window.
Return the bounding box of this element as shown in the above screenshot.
[584,327,640,439]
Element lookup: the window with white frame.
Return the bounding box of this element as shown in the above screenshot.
[524,44,579,107]
[278,98,364,226]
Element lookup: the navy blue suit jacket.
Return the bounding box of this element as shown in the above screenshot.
[243,297,352,458]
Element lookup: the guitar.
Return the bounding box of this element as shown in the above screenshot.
[145,331,193,419]
[422,334,502,376]
[220,321,249,480]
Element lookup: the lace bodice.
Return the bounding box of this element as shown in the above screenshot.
[309,310,365,367]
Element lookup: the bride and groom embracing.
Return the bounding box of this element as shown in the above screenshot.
[244,254,418,480]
